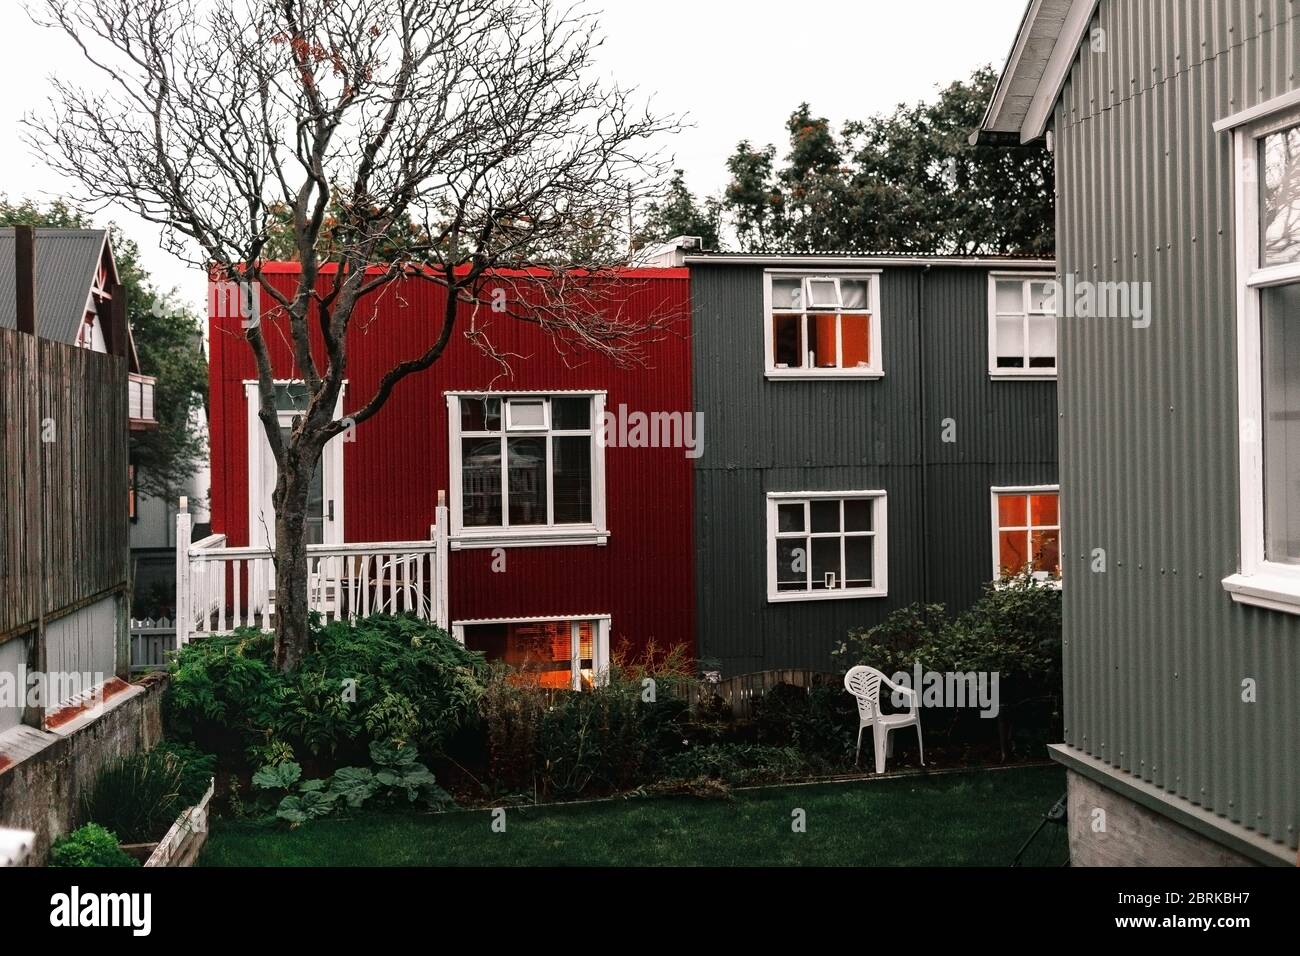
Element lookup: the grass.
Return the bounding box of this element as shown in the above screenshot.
[201,765,1068,867]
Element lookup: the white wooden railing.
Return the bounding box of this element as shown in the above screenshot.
[174,496,450,647]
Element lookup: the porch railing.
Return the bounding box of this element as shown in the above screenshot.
[174,495,450,647]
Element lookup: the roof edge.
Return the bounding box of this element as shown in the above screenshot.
[684,254,1056,268]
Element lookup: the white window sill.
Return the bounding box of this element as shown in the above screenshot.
[989,371,1057,381]
[450,528,609,550]
[1222,572,1300,615]
[994,577,1062,590]
[767,588,886,603]
[765,369,884,381]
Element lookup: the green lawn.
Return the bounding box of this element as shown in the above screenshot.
[202,765,1067,867]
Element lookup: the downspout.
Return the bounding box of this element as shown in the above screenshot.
[918,266,931,604]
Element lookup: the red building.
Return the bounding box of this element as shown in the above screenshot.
[206,264,694,687]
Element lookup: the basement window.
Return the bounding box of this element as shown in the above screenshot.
[1222,103,1300,614]
[989,274,1057,378]
[991,486,1061,583]
[454,617,610,690]
[766,491,887,601]
[447,393,608,548]
[765,272,882,378]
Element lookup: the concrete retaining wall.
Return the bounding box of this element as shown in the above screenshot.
[0,674,166,866]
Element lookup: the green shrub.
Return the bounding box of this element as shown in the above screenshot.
[151,740,217,805]
[49,824,139,868]
[165,614,490,767]
[752,682,858,765]
[80,752,186,844]
[662,743,805,786]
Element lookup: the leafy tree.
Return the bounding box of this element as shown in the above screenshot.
[721,67,1054,254]
[636,170,721,251]
[0,197,206,501]
[31,0,681,671]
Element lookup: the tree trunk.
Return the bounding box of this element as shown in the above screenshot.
[272,448,315,672]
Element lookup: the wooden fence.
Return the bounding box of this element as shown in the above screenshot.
[0,327,129,642]
[129,618,176,673]
[687,669,840,720]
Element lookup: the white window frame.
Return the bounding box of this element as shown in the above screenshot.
[1222,100,1300,615]
[446,391,608,550]
[244,379,346,549]
[763,270,884,379]
[765,490,888,602]
[451,615,611,690]
[990,485,1062,586]
[988,272,1058,380]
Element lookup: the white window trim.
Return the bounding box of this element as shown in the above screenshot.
[446,391,608,550]
[988,271,1058,381]
[243,379,346,549]
[990,485,1062,587]
[1223,103,1300,615]
[763,269,884,380]
[451,614,611,690]
[765,490,888,602]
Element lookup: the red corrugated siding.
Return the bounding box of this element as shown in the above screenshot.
[208,267,694,661]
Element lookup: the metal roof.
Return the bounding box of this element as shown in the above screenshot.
[685,251,1056,268]
[0,228,111,344]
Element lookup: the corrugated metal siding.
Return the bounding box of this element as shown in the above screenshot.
[1054,0,1299,851]
[209,269,695,663]
[692,265,1057,673]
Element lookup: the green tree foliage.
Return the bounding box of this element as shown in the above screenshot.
[0,197,207,500]
[721,67,1054,254]
[635,169,722,251]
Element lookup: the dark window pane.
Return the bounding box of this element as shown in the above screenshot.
[461,397,501,432]
[844,536,873,588]
[507,437,547,525]
[461,438,502,526]
[282,425,323,543]
[810,537,840,589]
[776,539,806,591]
[1262,282,1300,562]
[273,383,310,412]
[810,500,840,533]
[553,436,592,524]
[552,397,591,430]
[844,499,872,532]
[773,314,802,367]
[777,502,804,533]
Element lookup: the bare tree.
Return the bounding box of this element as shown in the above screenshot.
[28,0,681,670]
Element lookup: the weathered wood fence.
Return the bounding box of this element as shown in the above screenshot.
[0,327,129,644]
[687,669,840,720]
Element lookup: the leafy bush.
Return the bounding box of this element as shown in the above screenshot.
[166,614,490,767]
[49,824,139,868]
[252,741,453,826]
[752,682,858,765]
[80,752,185,844]
[662,743,806,786]
[151,740,217,805]
[477,645,700,802]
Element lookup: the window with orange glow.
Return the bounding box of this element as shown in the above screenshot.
[461,619,601,690]
[768,274,877,374]
[994,489,1060,581]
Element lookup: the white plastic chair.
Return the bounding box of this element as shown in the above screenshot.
[844,665,924,773]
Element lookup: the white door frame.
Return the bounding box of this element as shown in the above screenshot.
[244,381,346,549]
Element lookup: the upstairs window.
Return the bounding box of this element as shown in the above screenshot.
[1222,103,1300,614]
[989,274,1057,378]
[992,486,1061,583]
[766,492,888,601]
[448,393,607,548]
[765,272,882,378]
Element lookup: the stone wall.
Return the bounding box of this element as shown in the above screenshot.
[0,674,166,866]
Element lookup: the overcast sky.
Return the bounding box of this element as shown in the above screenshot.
[0,0,1026,310]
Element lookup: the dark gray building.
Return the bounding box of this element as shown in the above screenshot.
[687,254,1058,674]
[981,0,1298,865]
